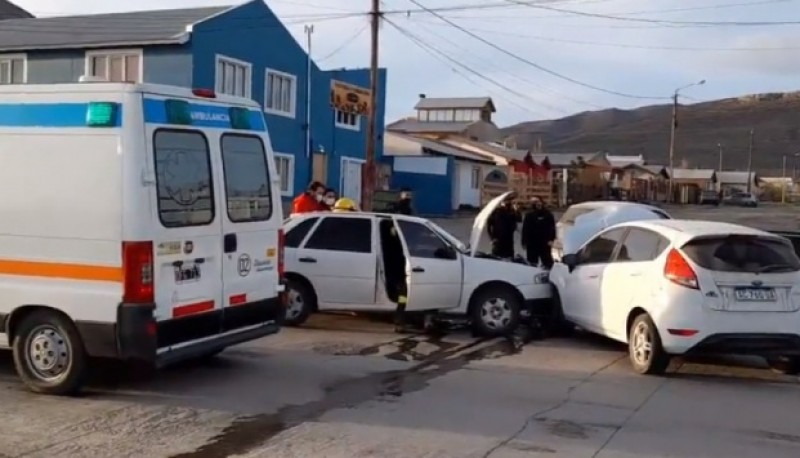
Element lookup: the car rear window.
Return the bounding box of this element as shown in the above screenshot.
[682,235,800,273]
[220,134,273,223]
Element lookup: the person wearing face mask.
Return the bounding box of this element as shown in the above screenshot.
[292,181,326,215]
[521,196,556,269]
[321,188,337,210]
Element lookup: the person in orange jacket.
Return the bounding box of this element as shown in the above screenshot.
[292,181,326,215]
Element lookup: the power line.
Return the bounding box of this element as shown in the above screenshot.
[504,0,800,26]
[404,0,669,100]
[316,23,369,62]
[411,17,800,51]
[383,16,553,118]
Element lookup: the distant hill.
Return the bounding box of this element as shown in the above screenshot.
[501,92,800,174]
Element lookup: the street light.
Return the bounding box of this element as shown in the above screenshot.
[668,79,706,203]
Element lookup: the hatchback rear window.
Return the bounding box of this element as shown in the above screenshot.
[682,235,800,273]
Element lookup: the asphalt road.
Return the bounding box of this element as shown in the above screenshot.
[2,204,800,457]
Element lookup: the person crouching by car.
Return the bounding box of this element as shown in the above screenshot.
[292,181,326,215]
[487,196,520,259]
[521,196,556,269]
[321,188,337,211]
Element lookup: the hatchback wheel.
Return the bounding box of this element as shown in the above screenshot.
[628,314,670,375]
[767,356,800,375]
[470,287,521,337]
[284,278,315,327]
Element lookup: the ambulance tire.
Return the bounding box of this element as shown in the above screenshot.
[12,310,88,396]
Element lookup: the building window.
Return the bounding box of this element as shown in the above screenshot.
[215,55,252,98]
[471,166,481,189]
[265,69,297,118]
[335,109,360,131]
[0,55,25,84]
[86,50,142,82]
[274,153,295,196]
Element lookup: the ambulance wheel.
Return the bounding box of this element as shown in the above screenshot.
[470,286,521,337]
[12,310,88,395]
[284,277,315,326]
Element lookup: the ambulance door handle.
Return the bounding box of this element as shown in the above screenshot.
[224,233,237,253]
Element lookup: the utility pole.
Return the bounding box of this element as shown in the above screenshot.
[304,25,314,166]
[782,154,787,203]
[717,143,723,171]
[362,0,380,211]
[667,92,678,203]
[746,128,754,194]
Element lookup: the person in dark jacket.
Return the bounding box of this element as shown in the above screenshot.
[487,197,520,259]
[395,189,414,215]
[521,196,556,269]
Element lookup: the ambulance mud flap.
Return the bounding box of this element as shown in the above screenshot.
[116,303,158,362]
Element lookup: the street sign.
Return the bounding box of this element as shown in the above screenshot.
[330,80,371,115]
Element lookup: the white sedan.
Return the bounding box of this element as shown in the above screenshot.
[281,193,551,336]
[549,219,800,375]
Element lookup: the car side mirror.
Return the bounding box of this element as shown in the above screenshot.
[562,253,578,272]
[434,246,457,260]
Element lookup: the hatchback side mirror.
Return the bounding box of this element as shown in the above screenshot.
[562,253,578,272]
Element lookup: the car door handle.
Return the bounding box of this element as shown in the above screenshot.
[630,271,643,277]
[588,274,600,279]
[299,257,317,263]
[412,267,425,273]
[224,233,237,253]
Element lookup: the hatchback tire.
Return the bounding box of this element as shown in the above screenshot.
[767,356,800,375]
[284,278,315,327]
[628,314,670,375]
[470,286,521,337]
[12,310,88,395]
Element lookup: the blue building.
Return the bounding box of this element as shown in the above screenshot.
[0,1,387,206]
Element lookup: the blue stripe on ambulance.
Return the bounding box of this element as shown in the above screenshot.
[0,103,122,128]
[142,98,266,131]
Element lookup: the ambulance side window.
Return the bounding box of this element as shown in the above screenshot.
[220,134,273,223]
[153,129,215,228]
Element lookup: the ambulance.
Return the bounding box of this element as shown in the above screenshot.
[0,82,285,395]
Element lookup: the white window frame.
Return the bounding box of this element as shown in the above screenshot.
[470,166,481,189]
[273,153,295,197]
[264,68,297,118]
[84,49,144,82]
[214,54,252,99]
[335,109,361,131]
[0,53,27,84]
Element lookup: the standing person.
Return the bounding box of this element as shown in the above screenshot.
[292,181,326,215]
[321,188,337,211]
[521,196,556,269]
[395,188,414,215]
[487,196,519,259]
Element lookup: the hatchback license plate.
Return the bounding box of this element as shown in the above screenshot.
[734,288,776,302]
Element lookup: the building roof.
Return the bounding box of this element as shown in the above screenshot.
[717,171,757,184]
[441,137,527,162]
[0,6,230,51]
[670,168,716,180]
[386,118,475,134]
[533,152,604,167]
[384,132,495,164]
[414,96,495,112]
[605,154,644,168]
[0,1,32,20]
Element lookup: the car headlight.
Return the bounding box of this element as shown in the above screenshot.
[534,272,550,284]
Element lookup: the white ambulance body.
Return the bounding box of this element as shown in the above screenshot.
[0,83,285,395]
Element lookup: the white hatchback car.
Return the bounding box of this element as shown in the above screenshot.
[549,219,800,375]
[281,193,551,336]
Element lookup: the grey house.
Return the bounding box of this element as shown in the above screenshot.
[0,0,32,20]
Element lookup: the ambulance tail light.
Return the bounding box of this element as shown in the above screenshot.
[123,241,155,304]
[278,229,285,279]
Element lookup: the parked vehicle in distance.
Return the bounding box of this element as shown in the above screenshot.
[723,192,758,207]
[552,201,671,261]
[282,192,551,336]
[549,219,800,376]
[699,190,720,206]
[0,83,285,395]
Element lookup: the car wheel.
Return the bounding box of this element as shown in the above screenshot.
[284,278,315,327]
[470,286,522,337]
[628,314,670,375]
[545,288,574,337]
[767,356,800,375]
[12,310,88,395]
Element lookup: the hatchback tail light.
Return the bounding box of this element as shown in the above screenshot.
[122,241,155,303]
[278,229,285,279]
[664,248,698,290]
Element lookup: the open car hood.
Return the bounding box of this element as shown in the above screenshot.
[470,191,515,257]
[562,205,663,255]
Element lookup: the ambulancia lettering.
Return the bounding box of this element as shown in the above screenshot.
[190,111,230,123]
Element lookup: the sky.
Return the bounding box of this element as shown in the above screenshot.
[12,0,800,126]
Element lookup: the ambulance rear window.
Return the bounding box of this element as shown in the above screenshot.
[221,134,273,222]
[153,129,215,228]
